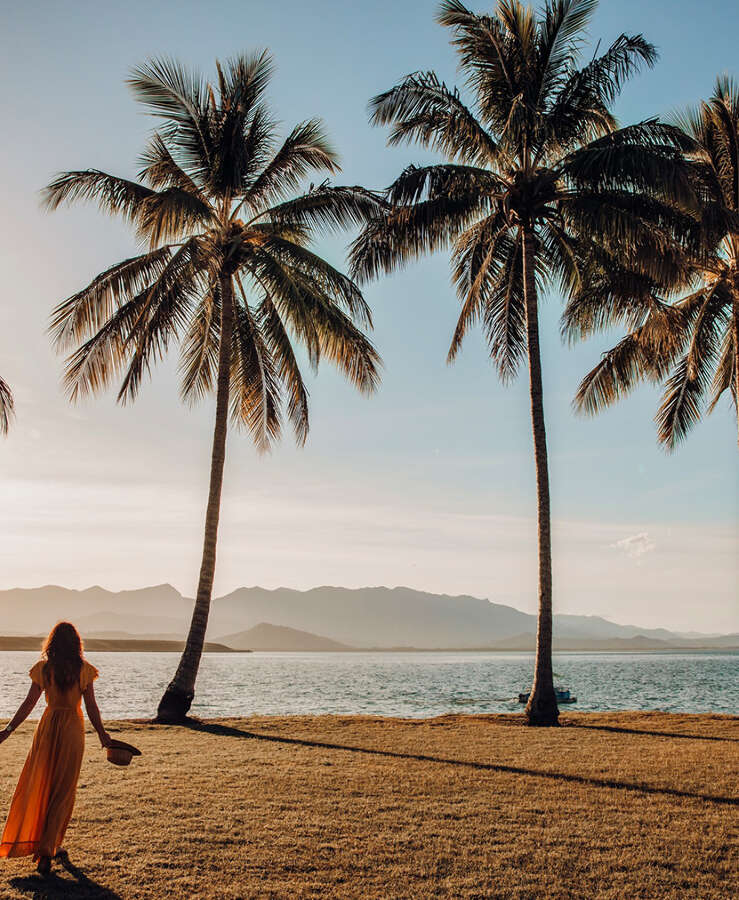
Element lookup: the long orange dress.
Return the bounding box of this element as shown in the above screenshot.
[0,658,98,859]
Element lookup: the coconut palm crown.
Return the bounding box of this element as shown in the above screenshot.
[44,53,383,721]
[351,0,698,725]
[570,76,739,449]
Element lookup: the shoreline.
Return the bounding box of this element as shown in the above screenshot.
[0,636,239,653]
[1,639,736,653]
[4,711,737,727]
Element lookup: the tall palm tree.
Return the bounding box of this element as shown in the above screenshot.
[0,377,13,434]
[44,53,382,722]
[351,0,696,724]
[570,77,739,449]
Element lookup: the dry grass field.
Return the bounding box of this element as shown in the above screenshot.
[0,712,736,899]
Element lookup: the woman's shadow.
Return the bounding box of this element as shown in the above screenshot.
[9,853,123,899]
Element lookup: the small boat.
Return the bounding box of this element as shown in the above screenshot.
[518,686,577,704]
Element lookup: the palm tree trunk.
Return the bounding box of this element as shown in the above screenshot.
[521,226,558,727]
[156,272,235,722]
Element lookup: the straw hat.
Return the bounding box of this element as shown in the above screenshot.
[106,739,142,767]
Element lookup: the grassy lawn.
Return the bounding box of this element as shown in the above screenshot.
[0,712,736,898]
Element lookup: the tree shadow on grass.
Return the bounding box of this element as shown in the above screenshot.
[9,854,123,900]
[564,722,738,742]
[184,719,738,808]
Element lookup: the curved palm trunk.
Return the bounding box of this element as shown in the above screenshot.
[521,227,558,727]
[156,272,235,722]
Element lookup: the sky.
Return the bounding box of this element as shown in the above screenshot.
[0,0,737,633]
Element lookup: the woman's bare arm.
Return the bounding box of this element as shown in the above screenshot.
[83,683,112,748]
[0,683,43,744]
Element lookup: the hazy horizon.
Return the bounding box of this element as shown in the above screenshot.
[1,0,737,634]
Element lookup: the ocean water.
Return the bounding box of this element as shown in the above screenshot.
[0,650,736,720]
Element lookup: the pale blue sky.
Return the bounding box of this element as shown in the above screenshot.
[0,0,737,631]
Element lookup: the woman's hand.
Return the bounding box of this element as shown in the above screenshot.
[99,731,113,749]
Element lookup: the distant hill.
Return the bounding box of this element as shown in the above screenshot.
[694,633,739,649]
[221,623,353,651]
[0,636,235,653]
[0,584,735,651]
[484,633,739,651]
[0,585,190,636]
[216,626,739,653]
[74,611,186,639]
[208,585,534,647]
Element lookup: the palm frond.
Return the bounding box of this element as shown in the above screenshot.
[136,189,214,247]
[138,133,206,198]
[656,357,707,449]
[559,191,704,286]
[707,78,739,212]
[0,376,14,435]
[60,239,206,403]
[227,103,277,194]
[116,239,208,402]
[560,120,697,209]
[384,162,502,206]
[262,184,387,235]
[482,233,528,380]
[257,292,310,444]
[370,70,504,165]
[42,169,213,248]
[230,280,282,450]
[707,325,737,413]
[128,57,214,187]
[580,33,657,101]
[539,34,656,157]
[254,236,373,327]
[564,277,661,339]
[571,288,707,416]
[210,55,278,196]
[350,164,493,283]
[536,219,583,299]
[179,283,221,405]
[217,50,274,115]
[536,0,597,101]
[655,289,731,448]
[436,1,520,134]
[241,119,339,210]
[251,252,381,393]
[50,247,176,349]
[447,211,512,361]
[574,329,664,416]
[61,295,154,402]
[42,170,154,220]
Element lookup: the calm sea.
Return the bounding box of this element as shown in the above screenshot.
[1,650,736,719]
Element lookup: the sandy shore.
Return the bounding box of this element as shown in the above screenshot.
[0,712,736,898]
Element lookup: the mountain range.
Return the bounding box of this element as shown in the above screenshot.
[0,583,735,650]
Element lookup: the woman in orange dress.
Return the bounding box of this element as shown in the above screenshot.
[0,622,111,876]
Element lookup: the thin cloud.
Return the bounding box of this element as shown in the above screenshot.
[612,532,656,559]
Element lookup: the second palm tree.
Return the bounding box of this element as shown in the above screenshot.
[352,0,695,724]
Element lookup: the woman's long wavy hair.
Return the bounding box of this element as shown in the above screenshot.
[42,622,84,691]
